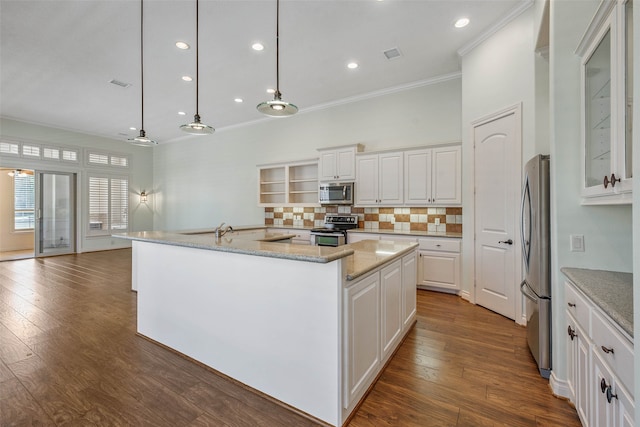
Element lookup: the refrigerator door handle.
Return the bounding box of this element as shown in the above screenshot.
[520,280,538,303]
[520,177,532,271]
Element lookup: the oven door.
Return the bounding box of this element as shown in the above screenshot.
[311,233,346,247]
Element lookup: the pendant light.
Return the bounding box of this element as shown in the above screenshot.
[129,0,157,146]
[180,0,214,134]
[257,0,298,117]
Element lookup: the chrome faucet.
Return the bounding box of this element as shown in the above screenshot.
[214,222,233,238]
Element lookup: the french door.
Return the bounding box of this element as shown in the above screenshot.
[35,171,76,257]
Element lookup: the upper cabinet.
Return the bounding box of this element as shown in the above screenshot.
[318,144,363,181]
[577,0,633,204]
[404,145,462,206]
[356,152,404,206]
[258,159,319,207]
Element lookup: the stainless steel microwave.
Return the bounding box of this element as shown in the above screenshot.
[319,182,354,205]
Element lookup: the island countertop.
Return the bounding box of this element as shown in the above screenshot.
[114,230,418,281]
[561,267,633,337]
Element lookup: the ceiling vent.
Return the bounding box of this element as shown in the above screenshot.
[109,79,131,88]
[383,47,402,60]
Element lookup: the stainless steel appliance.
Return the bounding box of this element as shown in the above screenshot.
[310,214,358,247]
[319,182,354,205]
[519,154,551,379]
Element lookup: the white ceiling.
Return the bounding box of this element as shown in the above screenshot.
[1,0,527,145]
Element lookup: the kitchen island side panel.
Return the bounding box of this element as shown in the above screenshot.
[133,240,343,426]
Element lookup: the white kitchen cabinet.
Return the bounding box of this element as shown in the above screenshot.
[258,159,319,207]
[404,145,462,206]
[343,271,380,409]
[380,259,403,364]
[355,152,403,206]
[401,252,417,330]
[564,279,635,427]
[566,311,591,426]
[577,0,633,204]
[342,249,417,411]
[318,144,363,181]
[417,238,461,293]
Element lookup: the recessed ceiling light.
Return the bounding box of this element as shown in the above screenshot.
[182,76,193,82]
[175,41,190,50]
[129,127,137,131]
[234,98,243,103]
[454,18,470,28]
[267,88,275,94]
[252,43,264,51]
[347,62,358,69]
[178,111,186,116]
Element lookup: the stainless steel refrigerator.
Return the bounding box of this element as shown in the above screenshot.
[519,154,551,379]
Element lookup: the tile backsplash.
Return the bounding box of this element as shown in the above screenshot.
[265,206,462,233]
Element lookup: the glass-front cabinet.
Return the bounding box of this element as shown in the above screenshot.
[578,0,633,204]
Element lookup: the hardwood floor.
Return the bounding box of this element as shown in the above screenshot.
[0,249,580,427]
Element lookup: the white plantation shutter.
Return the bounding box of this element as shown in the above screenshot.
[89,177,109,234]
[110,178,128,230]
[62,150,78,162]
[1,142,19,155]
[43,148,60,160]
[88,153,109,165]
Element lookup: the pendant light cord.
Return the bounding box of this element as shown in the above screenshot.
[195,0,200,117]
[140,0,145,133]
[275,0,280,97]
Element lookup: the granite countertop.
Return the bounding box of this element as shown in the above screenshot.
[114,230,418,281]
[348,228,462,239]
[561,267,633,338]
[115,230,354,263]
[345,240,419,281]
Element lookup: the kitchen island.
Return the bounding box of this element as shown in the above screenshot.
[114,230,418,426]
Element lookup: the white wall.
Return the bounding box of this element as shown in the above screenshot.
[460,7,536,303]
[153,78,463,231]
[549,0,633,388]
[0,118,154,252]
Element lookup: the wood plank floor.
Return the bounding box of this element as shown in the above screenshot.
[0,249,581,426]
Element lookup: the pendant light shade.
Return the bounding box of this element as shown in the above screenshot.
[257,0,298,117]
[129,0,157,146]
[181,0,214,134]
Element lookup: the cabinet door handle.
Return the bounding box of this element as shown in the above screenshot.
[606,386,618,403]
[610,173,621,188]
[601,345,615,354]
[567,302,576,308]
[498,239,513,245]
[600,378,608,394]
[603,175,610,188]
[567,325,577,340]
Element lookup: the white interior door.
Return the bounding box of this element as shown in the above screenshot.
[473,108,521,320]
[35,171,76,257]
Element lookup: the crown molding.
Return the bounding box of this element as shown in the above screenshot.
[457,0,535,57]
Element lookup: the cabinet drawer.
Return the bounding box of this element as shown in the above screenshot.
[591,310,634,395]
[418,238,460,252]
[565,282,591,334]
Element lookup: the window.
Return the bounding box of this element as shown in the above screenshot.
[0,141,19,155]
[22,144,41,158]
[88,153,109,165]
[88,175,128,235]
[43,147,60,160]
[62,149,78,162]
[14,174,35,230]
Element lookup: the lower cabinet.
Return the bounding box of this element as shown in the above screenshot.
[417,238,461,293]
[343,251,417,411]
[565,280,635,427]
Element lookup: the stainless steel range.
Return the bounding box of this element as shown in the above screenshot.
[310,214,358,247]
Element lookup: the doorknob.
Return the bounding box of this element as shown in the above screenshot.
[498,239,513,245]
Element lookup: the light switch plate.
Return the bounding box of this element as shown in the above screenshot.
[570,234,585,252]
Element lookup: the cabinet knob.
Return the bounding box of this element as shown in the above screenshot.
[603,175,610,188]
[567,325,577,340]
[610,173,621,188]
[600,379,618,403]
[601,345,615,355]
[567,302,576,308]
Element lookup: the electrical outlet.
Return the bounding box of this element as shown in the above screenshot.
[435,218,441,226]
[390,216,395,224]
[570,234,585,252]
